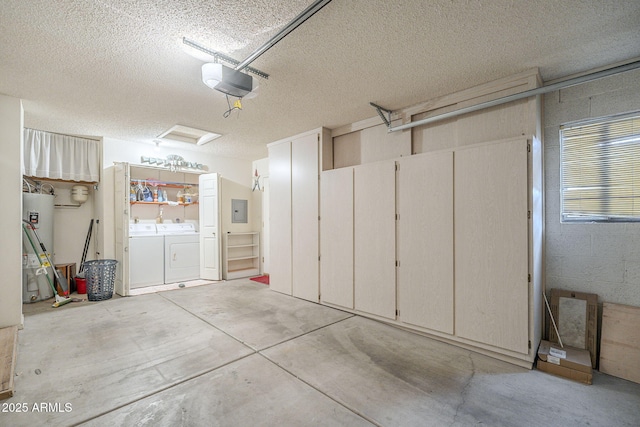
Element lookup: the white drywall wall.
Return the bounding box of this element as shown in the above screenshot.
[0,94,23,327]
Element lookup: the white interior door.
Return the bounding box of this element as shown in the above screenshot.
[454,138,529,353]
[398,152,454,333]
[199,173,221,281]
[320,167,354,309]
[354,160,396,319]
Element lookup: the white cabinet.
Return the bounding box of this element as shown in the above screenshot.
[224,232,260,280]
[354,160,397,319]
[320,167,354,309]
[268,128,331,302]
[291,133,321,301]
[268,140,293,295]
[397,152,454,334]
[315,136,541,367]
[454,139,530,354]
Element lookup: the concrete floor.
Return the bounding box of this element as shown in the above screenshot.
[5,279,640,426]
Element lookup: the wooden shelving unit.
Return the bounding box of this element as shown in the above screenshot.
[224,232,260,280]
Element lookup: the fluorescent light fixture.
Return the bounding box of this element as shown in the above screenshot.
[157,125,222,146]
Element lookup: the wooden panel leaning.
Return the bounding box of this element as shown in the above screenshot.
[548,289,598,368]
[600,303,640,384]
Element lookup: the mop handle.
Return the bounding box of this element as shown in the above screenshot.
[79,219,94,273]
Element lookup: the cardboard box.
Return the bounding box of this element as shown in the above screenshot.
[537,340,593,384]
[537,359,593,385]
[55,263,76,295]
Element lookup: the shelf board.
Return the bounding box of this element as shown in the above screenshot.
[228,255,259,261]
[228,244,259,249]
[227,232,259,235]
[228,267,260,273]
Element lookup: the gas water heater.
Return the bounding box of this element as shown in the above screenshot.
[22,192,55,302]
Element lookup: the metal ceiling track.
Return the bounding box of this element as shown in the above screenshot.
[182,37,270,79]
[235,0,333,72]
[376,59,640,133]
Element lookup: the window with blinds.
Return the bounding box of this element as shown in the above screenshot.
[560,111,640,222]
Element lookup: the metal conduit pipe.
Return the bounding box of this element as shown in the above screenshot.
[235,0,333,72]
[388,60,640,133]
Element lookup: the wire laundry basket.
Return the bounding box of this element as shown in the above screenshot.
[84,259,118,301]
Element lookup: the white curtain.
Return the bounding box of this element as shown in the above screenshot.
[23,128,100,182]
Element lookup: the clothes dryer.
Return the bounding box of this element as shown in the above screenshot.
[157,223,200,283]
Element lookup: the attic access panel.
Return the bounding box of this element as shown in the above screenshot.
[157,125,222,146]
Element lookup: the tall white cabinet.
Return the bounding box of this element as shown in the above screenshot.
[268,128,332,302]
[397,151,454,334]
[316,136,541,367]
[320,168,353,309]
[354,160,396,319]
[454,139,530,353]
[268,141,292,295]
[264,70,544,367]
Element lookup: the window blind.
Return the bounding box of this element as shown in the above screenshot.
[560,112,640,221]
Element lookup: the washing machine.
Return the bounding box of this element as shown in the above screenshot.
[157,223,200,284]
[129,223,164,288]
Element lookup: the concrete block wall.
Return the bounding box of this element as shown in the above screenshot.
[544,68,640,306]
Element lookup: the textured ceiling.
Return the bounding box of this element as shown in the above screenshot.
[1,0,639,160]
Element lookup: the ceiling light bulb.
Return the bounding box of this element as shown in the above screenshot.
[202,63,223,89]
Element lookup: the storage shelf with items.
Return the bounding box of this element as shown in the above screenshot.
[127,167,199,225]
[223,232,260,280]
[129,180,198,205]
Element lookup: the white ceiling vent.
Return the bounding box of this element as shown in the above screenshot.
[157,125,222,145]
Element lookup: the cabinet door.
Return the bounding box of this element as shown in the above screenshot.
[454,139,529,353]
[199,173,221,280]
[354,160,396,319]
[269,141,292,295]
[398,152,453,333]
[320,167,354,309]
[291,133,320,301]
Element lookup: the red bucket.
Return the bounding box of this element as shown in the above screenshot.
[75,277,87,294]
